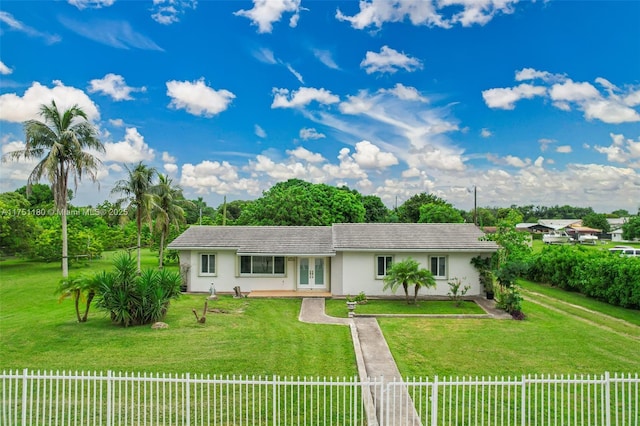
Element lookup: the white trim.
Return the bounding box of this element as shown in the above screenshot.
[198,252,217,276]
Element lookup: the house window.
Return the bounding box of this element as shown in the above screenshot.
[240,256,286,275]
[376,255,393,278]
[430,256,447,278]
[200,254,216,275]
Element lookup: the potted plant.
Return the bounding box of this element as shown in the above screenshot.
[345,295,357,316]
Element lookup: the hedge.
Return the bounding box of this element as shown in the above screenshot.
[526,245,640,309]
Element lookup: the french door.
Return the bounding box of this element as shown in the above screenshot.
[298,258,326,289]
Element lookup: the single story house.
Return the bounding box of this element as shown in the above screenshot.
[167,223,498,297]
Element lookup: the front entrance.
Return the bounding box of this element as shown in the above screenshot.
[298,258,327,289]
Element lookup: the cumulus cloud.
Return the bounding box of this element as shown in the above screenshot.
[538,138,556,152]
[164,163,178,174]
[103,128,155,163]
[482,83,546,109]
[480,128,492,138]
[360,46,422,74]
[336,0,519,30]
[0,11,61,44]
[556,145,572,154]
[299,127,326,140]
[383,83,428,102]
[151,0,197,25]
[484,69,640,123]
[0,80,100,123]
[286,146,325,163]
[88,73,146,101]
[271,87,339,108]
[351,140,398,169]
[0,61,13,75]
[166,78,235,117]
[162,152,177,163]
[234,0,303,33]
[180,160,260,195]
[595,133,640,166]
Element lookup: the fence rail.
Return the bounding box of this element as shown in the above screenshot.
[1,370,638,425]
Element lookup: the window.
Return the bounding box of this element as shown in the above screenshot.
[240,256,286,275]
[376,255,393,278]
[430,256,447,278]
[200,254,216,275]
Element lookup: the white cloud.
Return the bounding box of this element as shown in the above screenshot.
[151,0,197,25]
[480,128,492,138]
[322,148,368,180]
[299,127,326,140]
[538,138,556,152]
[180,160,261,196]
[103,127,155,163]
[313,49,339,69]
[485,70,640,123]
[285,64,304,83]
[0,11,61,44]
[286,146,325,163]
[162,151,176,163]
[351,140,398,169]
[0,80,100,123]
[254,124,267,138]
[166,78,235,117]
[336,0,518,30]
[595,133,640,166]
[109,118,124,127]
[482,83,546,109]
[234,0,302,33]
[271,87,339,108]
[383,83,428,102]
[58,16,162,51]
[555,145,572,154]
[360,46,422,74]
[88,73,146,101]
[253,47,278,64]
[0,61,13,75]
[164,163,178,174]
[68,0,114,9]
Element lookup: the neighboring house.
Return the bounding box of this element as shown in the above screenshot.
[167,223,498,297]
[611,229,625,242]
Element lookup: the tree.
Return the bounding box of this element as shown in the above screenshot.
[418,203,465,223]
[397,193,449,223]
[111,162,158,273]
[382,257,436,304]
[152,174,192,269]
[362,195,390,223]
[15,183,55,209]
[3,100,104,277]
[56,274,100,323]
[582,213,610,233]
[622,216,640,241]
[0,192,40,256]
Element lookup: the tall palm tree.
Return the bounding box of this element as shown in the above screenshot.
[153,174,193,269]
[3,100,103,277]
[111,162,157,273]
[383,257,436,304]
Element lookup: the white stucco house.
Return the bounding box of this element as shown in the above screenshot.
[167,223,498,297]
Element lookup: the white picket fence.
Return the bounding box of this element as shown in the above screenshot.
[1,369,638,426]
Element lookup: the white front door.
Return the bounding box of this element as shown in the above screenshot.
[298,258,326,289]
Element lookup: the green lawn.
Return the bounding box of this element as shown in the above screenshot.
[0,251,355,377]
[1,253,638,378]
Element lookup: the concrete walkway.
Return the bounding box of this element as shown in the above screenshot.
[298,297,512,425]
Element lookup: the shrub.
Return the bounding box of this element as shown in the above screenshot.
[447,277,470,307]
[94,252,182,327]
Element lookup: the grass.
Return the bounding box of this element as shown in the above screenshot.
[325,299,485,317]
[1,251,639,378]
[0,251,355,377]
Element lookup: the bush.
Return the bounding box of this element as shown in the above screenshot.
[526,245,640,309]
[94,252,182,326]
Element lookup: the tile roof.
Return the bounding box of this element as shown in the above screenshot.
[332,223,498,251]
[167,226,335,255]
[168,223,498,254]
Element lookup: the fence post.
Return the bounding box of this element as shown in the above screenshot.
[185,372,190,425]
[604,371,611,426]
[521,375,526,426]
[106,370,112,426]
[272,376,277,426]
[21,368,28,426]
[431,375,438,426]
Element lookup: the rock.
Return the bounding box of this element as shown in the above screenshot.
[151,322,169,329]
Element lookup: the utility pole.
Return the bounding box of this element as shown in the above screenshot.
[473,185,478,226]
[222,195,227,226]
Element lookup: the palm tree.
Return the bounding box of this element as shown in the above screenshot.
[3,100,104,277]
[111,162,157,273]
[153,174,193,269]
[383,257,436,304]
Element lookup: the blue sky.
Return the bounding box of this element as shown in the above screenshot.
[1,0,639,213]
